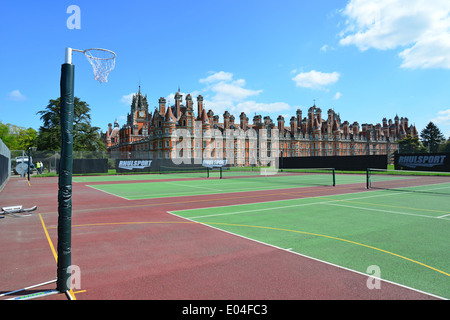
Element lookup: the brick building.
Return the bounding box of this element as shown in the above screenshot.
[103,88,418,166]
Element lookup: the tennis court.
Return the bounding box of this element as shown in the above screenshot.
[1,167,449,300]
[170,186,450,299]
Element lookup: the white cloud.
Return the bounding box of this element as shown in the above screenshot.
[320,44,336,53]
[399,32,450,69]
[431,109,450,138]
[199,71,234,84]
[333,92,342,100]
[339,0,450,69]
[431,109,450,124]
[121,93,134,105]
[210,80,262,102]
[198,71,291,118]
[8,89,27,101]
[199,72,262,103]
[292,70,340,89]
[233,101,291,116]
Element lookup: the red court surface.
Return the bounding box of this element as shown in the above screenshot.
[0,175,442,301]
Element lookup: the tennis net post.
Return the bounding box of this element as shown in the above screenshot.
[366,168,370,189]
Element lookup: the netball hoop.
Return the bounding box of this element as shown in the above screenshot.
[66,48,116,83]
[57,47,116,295]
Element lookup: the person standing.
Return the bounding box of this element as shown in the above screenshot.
[36,161,41,174]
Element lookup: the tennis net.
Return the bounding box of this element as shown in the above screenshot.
[220,167,336,187]
[366,168,450,195]
[159,165,210,177]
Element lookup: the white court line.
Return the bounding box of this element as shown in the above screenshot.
[164,181,223,192]
[323,202,442,220]
[86,185,131,200]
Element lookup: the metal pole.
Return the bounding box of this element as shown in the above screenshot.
[332,168,336,187]
[366,168,370,189]
[27,147,31,182]
[65,48,73,64]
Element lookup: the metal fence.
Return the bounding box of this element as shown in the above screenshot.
[0,138,11,191]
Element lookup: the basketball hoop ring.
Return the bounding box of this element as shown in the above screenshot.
[65,47,116,83]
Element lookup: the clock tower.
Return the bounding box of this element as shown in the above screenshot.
[125,85,150,139]
[130,85,149,122]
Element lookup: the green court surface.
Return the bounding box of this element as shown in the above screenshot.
[171,188,450,299]
[87,172,360,200]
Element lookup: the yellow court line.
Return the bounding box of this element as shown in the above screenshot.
[39,213,58,263]
[47,221,198,229]
[205,222,450,278]
[58,219,450,278]
[39,213,78,300]
[68,289,77,300]
[73,290,86,294]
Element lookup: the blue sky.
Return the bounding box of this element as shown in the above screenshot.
[1,0,450,138]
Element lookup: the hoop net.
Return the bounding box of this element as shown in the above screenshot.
[84,49,116,83]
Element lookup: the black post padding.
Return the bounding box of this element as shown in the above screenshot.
[57,63,74,292]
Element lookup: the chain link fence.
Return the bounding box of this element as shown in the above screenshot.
[10,150,111,175]
[0,138,11,190]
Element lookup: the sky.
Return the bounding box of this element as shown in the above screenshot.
[1,0,450,138]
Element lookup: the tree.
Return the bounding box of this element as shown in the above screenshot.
[420,122,445,153]
[0,122,38,150]
[17,127,38,150]
[397,135,427,154]
[0,122,17,149]
[37,97,106,152]
[438,138,450,153]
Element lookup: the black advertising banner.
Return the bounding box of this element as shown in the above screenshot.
[395,153,450,172]
[281,155,387,171]
[115,159,153,173]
